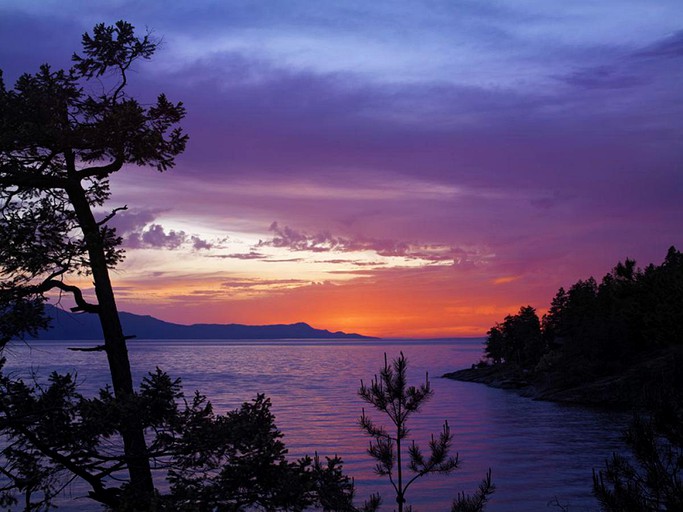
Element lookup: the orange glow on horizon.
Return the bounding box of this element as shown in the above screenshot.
[110,268,554,339]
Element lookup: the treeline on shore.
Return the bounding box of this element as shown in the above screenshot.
[469,246,682,406]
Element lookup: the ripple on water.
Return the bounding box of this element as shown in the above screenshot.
[2,339,628,511]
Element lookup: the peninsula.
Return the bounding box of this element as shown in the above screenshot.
[445,247,683,410]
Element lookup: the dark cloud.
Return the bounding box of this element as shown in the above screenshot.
[106,209,161,236]
[106,209,213,251]
[191,236,213,250]
[127,224,187,249]
[260,222,347,252]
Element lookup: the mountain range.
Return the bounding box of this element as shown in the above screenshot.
[30,305,374,340]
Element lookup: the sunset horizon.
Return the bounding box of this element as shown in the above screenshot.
[2,1,681,339]
[2,4,682,510]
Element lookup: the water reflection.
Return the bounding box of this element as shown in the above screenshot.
[3,339,627,511]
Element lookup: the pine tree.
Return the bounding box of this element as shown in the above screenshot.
[359,353,494,512]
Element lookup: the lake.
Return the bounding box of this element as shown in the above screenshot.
[2,339,628,511]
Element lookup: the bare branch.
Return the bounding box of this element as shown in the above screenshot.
[97,205,128,226]
[37,280,100,314]
[0,172,68,190]
[68,345,105,352]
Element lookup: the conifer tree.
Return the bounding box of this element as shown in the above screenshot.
[593,406,682,511]
[359,353,494,512]
[0,21,365,511]
[0,20,187,505]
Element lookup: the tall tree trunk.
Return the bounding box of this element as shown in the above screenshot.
[66,179,154,504]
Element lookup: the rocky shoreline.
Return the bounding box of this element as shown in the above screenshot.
[443,346,682,409]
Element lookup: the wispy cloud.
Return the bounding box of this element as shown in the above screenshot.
[257,222,486,265]
[209,251,267,260]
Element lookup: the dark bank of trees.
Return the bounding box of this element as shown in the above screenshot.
[484,246,683,381]
[482,248,683,512]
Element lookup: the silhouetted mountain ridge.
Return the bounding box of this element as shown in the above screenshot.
[31,305,374,340]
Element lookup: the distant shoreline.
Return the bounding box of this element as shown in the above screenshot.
[29,305,377,341]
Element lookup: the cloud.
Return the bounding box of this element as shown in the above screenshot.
[260,222,349,253]
[105,209,214,251]
[221,278,308,289]
[126,224,186,249]
[124,223,213,251]
[210,251,267,260]
[257,222,480,265]
[191,236,213,250]
[106,209,161,236]
[558,30,683,91]
[219,277,311,296]
[492,275,520,285]
[560,65,645,90]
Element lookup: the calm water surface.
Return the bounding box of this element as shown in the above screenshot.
[3,339,628,511]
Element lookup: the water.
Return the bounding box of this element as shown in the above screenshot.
[1,339,628,511]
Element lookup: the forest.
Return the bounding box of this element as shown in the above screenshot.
[483,246,682,396]
[475,247,682,511]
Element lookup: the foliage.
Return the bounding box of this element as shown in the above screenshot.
[359,353,493,512]
[484,306,542,368]
[0,21,367,512]
[0,20,187,330]
[451,469,494,512]
[593,403,682,511]
[483,247,683,381]
[0,19,188,506]
[0,360,366,511]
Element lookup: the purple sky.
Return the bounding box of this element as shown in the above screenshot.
[2,1,682,336]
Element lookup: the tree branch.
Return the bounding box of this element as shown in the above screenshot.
[77,158,124,180]
[0,173,68,190]
[97,205,128,226]
[37,280,100,314]
[7,421,117,508]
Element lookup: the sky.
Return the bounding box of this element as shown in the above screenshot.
[1,1,681,337]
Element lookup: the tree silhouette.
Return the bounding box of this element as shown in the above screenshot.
[359,353,493,512]
[593,403,682,511]
[483,306,543,368]
[0,21,187,505]
[0,22,383,511]
[0,362,366,511]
